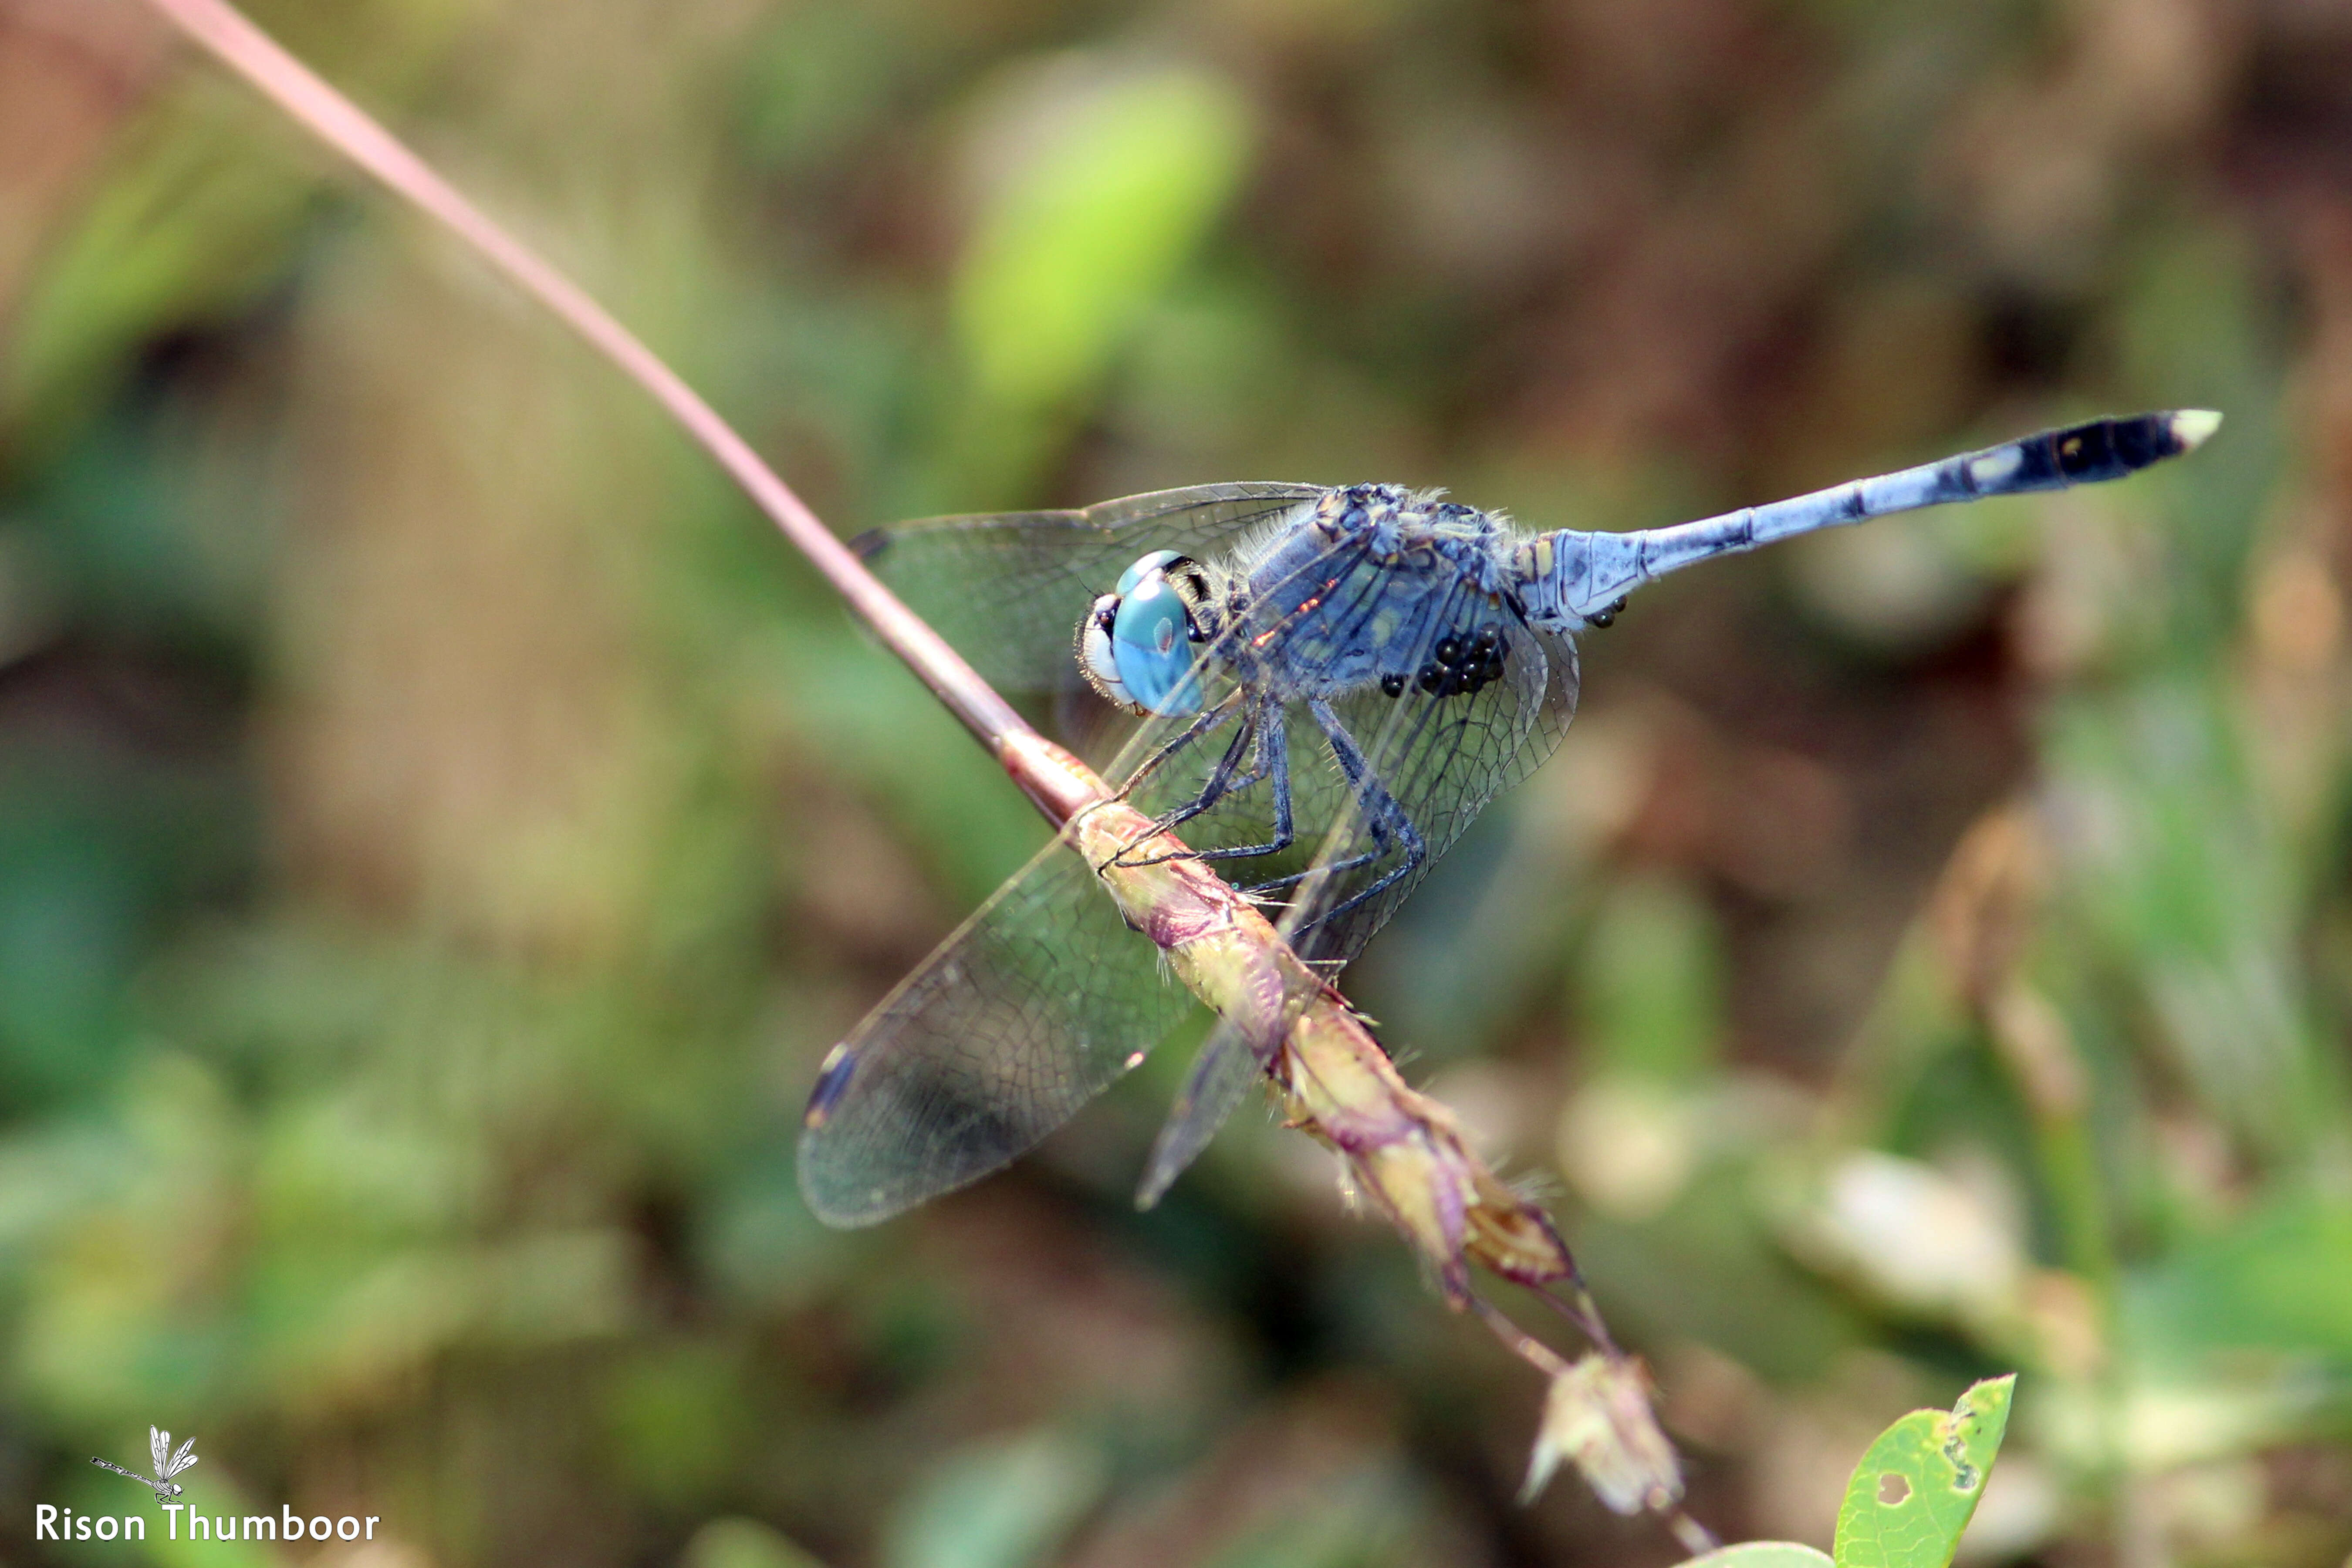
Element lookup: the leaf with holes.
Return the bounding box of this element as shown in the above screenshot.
[1832,1375,2015,1568]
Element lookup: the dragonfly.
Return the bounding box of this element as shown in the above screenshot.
[800,409,2219,1227]
[91,1427,199,1503]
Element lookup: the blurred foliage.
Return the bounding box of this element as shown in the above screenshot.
[3,0,2352,1565]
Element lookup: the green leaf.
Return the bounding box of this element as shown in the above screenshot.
[1683,1546,1836,1568]
[945,62,1252,496]
[1832,1374,2015,1568]
[953,66,1251,409]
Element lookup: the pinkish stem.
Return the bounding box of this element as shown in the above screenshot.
[132,0,1071,811]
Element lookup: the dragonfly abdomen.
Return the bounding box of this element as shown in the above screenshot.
[1515,409,2220,628]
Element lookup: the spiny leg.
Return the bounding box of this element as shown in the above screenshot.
[1105,702,1250,869]
[1118,695,1298,868]
[1239,703,1393,893]
[1176,699,1295,865]
[1093,696,1242,873]
[1109,705,1254,866]
[1249,697,1426,932]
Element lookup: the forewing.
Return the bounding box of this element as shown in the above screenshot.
[801,628,1274,1227]
[168,1439,198,1478]
[853,483,1327,692]
[151,1428,169,1477]
[798,833,1202,1226]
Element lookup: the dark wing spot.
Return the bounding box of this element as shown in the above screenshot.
[804,1046,858,1129]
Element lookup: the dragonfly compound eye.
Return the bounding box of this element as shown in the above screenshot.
[1114,548,1188,598]
[1102,557,1206,716]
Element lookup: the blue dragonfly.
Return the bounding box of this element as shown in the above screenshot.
[800,411,2219,1227]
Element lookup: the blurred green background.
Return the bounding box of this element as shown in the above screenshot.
[3,0,2349,1563]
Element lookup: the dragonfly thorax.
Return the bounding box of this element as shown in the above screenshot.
[1076,549,1221,716]
[1227,488,1522,701]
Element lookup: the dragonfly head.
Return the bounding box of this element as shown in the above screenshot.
[1077,550,1212,716]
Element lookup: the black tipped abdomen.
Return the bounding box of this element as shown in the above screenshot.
[2009,412,2201,491]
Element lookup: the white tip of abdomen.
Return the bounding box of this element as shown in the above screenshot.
[2170,409,2224,452]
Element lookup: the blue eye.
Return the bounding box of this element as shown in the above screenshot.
[1115,549,1186,599]
[1076,551,1210,716]
[1111,574,1203,715]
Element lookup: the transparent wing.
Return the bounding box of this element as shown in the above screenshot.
[150,1429,169,1478]
[1135,1019,1263,1208]
[853,483,1329,691]
[798,833,1202,1226]
[1126,537,1581,1203]
[168,1438,198,1478]
[1303,607,1579,965]
[798,642,1271,1224]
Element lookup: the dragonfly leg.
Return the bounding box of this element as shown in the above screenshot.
[1117,696,1298,868]
[1098,693,1245,867]
[1108,707,1254,867]
[1250,696,1426,929]
[1109,689,1243,804]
